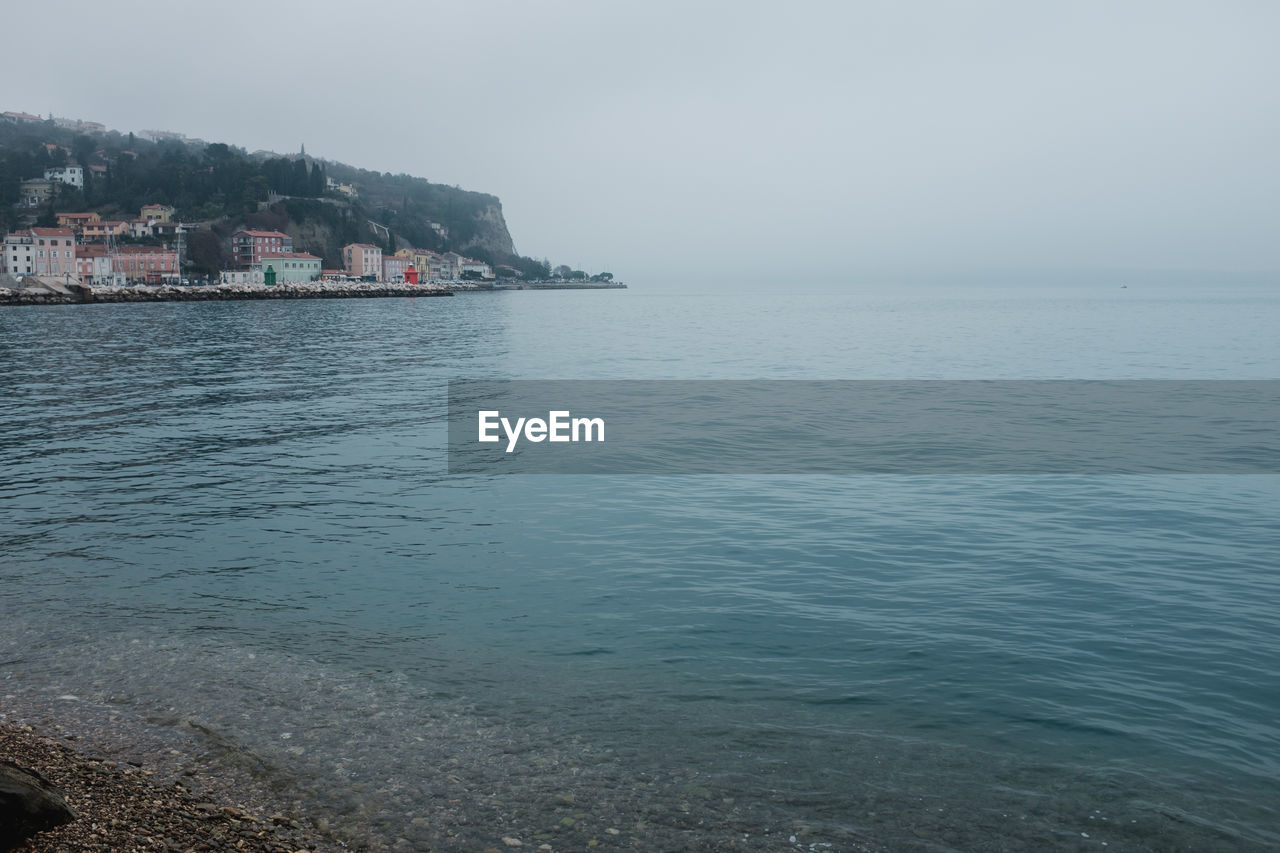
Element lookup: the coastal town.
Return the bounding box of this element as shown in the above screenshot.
[2,204,497,288]
[2,109,618,298]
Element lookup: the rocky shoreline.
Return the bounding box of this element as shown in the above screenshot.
[0,279,627,306]
[0,280,456,306]
[0,722,334,852]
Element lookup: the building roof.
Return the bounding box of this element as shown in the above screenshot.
[260,252,320,260]
[234,230,290,238]
[30,228,75,237]
[116,245,176,255]
[346,243,380,250]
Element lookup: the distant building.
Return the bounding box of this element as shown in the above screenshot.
[140,129,185,143]
[140,204,175,223]
[56,212,101,229]
[325,177,358,198]
[231,230,292,267]
[82,220,130,242]
[343,243,382,279]
[18,178,55,208]
[1,111,43,125]
[129,219,155,239]
[259,252,322,283]
[44,165,84,189]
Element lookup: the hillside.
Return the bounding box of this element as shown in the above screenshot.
[0,116,550,279]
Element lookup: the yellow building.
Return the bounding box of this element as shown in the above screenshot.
[396,247,439,278]
[140,204,175,223]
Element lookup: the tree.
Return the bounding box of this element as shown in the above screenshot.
[186,229,226,276]
[553,264,572,279]
[72,134,95,168]
[292,158,309,196]
[309,161,325,197]
[242,174,269,209]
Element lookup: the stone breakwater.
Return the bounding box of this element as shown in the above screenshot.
[0,281,455,306]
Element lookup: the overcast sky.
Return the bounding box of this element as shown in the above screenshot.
[4,1,1278,284]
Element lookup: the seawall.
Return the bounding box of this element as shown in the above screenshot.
[0,281,455,306]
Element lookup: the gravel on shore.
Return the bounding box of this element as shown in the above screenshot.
[1,722,335,852]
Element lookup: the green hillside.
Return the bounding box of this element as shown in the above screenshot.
[0,118,550,279]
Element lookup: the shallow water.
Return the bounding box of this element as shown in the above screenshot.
[2,282,1279,851]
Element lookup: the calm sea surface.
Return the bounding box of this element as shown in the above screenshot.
[2,281,1278,851]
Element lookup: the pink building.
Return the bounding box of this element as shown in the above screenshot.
[114,245,179,283]
[29,228,77,277]
[231,230,292,267]
[343,243,382,280]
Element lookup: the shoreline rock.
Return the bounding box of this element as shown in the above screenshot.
[0,760,78,849]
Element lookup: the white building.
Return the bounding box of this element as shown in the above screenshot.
[44,165,84,189]
[219,269,265,285]
[460,259,495,280]
[3,232,36,276]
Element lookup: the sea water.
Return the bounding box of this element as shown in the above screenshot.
[1,281,1278,851]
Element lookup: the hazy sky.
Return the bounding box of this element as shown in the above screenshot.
[4,1,1278,283]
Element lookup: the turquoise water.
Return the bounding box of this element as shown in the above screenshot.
[2,283,1279,851]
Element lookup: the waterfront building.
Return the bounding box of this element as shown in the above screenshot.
[394,248,431,278]
[2,232,36,276]
[231,230,292,267]
[4,228,79,277]
[220,269,265,285]
[343,243,382,280]
[259,252,322,283]
[74,244,115,284]
[460,258,495,280]
[382,254,411,283]
[113,245,178,283]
